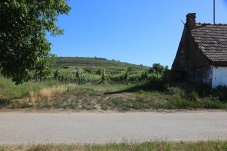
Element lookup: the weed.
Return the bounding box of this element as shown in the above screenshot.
[203,101,227,109]
[1,76,227,111]
[20,102,33,108]
[100,104,108,110]
[39,88,52,100]
[36,103,52,109]
[187,90,199,102]
[81,104,96,110]
[26,86,67,104]
[1,141,227,151]
[0,99,11,108]
[212,86,227,102]
[168,87,185,99]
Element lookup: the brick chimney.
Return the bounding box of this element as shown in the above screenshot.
[186,13,196,30]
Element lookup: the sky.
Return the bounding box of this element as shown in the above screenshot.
[47,0,227,68]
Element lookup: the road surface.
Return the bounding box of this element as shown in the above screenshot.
[0,111,227,145]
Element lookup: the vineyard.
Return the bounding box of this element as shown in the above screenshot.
[29,57,165,84]
[34,68,163,85]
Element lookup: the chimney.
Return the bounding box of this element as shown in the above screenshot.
[186,13,196,30]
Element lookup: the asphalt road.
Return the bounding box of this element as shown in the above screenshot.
[0,111,227,145]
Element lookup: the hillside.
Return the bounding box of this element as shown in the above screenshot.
[54,57,150,73]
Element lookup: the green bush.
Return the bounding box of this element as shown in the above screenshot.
[203,101,226,109]
[212,85,227,102]
[187,90,199,102]
[168,87,185,99]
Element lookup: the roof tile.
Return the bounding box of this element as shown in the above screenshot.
[191,23,227,62]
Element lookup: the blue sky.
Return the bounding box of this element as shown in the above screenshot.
[47,0,227,68]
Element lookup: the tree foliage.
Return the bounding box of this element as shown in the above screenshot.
[149,63,168,74]
[0,0,71,84]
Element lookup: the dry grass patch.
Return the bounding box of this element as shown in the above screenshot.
[39,88,52,99]
[27,86,68,104]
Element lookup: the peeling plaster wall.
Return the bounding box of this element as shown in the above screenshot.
[212,66,227,88]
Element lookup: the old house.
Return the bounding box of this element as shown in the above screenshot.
[172,13,227,88]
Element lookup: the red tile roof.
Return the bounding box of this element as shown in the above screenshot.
[191,23,227,62]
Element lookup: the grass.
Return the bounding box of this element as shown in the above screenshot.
[1,76,227,111]
[0,141,227,151]
[0,77,62,100]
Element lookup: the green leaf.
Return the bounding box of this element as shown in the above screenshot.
[0,0,71,84]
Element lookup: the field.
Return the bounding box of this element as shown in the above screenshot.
[0,57,227,111]
[1,74,227,111]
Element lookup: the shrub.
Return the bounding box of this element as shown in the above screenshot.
[187,90,199,102]
[168,87,185,100]
[212,85,227,102]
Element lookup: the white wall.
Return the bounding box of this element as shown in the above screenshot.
[212,66,227,88]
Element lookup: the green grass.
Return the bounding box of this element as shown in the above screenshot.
[0,77,61,100]
[1,141,227,151]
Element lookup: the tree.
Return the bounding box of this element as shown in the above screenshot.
[0,1,71,84]
[33,53,57,81]
[148,63,168,74]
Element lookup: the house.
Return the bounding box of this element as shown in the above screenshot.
[172,13,227,88]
